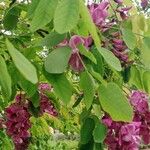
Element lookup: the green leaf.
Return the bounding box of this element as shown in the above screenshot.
[44,71,73,104]
[0,55,12,99]
[80,71,95,109]
[6,39,38,84]
[44,46,72,74]
[30,91,40,107]
[30,0,58,32]
[41,32,66,48]
[79,0,100,47]
[141,37,150,69]
[27,0,40,19]
[78,45,97,64]
[3,5,21,30]
[18,75,37,97]
[91,48,104,76]
[93,123,107,143]
[122,28,136,50]
[54,0,79,34]
[143,71,150,94]
[98,47,122,71]
[98,82,133,122]
[129,66,144,89]
[80,118,95,144]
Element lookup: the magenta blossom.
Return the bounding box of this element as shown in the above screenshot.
[116,6,132,20]
[114,0,123,4]
[40,94,58,117]
[88,1,109,26]
[68,35,92,72]
[141,0,148,9]
[119,122,141,145]
[129,90,149,113]
[5,103,31,150]
[112,38,129,63]
[38,83,52,93]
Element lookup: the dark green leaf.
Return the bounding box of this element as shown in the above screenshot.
[30,91,40,107]
[3,5,21,30]
[44,46,72,74]
[30,0,58,32]
[98,82,133,122]
[143,71,150,94]
[41,32,66,48]
[80,118,95,144]
[18,75,37,97]
[27,0,40,19]
[78,45,97,64]
[98,47,122,71]
[54,0,79,33]
[44,71,73,104]
[93,123,107,143]
[0,55,12,99]
[80,71,95,109]
[6,39,38,84]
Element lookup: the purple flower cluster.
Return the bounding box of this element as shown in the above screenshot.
[116,6,132,20]
[56,35,92,72]
[131,91,150,145]
[40,94,58,117]
[5,95,31,150]
[102,90,150,150]
[88,1,109,27]
[69,35,92,72]
[141,0,148,9]
[111,33,129,65]
[38,83,58,117]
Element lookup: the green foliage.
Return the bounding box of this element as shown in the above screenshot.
[0,0,150,149]
[98,82,133,122]
[93,123,107,143]
[80,117,95,144]
[30,0,58,32]
[98,47,122,71]
[54,0,79,33]
[44,71,73,104]
[41,32,66,48]
[6,39,38,84]
[0,56,11,100]
[122,28,136,50]
[44,46,72,74]
[80,71,95,109]
[3,5,21,30]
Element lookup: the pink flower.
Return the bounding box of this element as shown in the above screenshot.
[116,6,132,20]
[38,83,52,93]
[88,1,109,26]
[114,0,123,4]
[5,103,31,150]
[141,0,148,9]
[68,35,92,72]
[111,36,129,64]
[119,122,141,144]
[129,90,149,113]
[40,94,58,117]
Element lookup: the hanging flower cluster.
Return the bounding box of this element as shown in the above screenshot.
[5,95,31,150]
[102,90,150,150]
[38,83,58,117]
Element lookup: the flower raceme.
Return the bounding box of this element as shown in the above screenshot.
[38,83,58,117]
[5,96,31,150]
